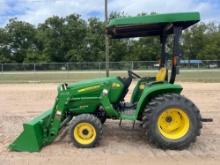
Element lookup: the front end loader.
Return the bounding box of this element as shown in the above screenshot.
[9,12,212,152]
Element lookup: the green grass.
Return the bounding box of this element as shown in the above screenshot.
[0,69,220,83]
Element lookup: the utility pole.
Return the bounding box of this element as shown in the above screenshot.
[105,0,109,77]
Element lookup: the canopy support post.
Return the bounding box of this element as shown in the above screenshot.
[170,26,182,84]
[160,30,168,68]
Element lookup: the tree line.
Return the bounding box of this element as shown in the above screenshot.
[0,13,220,63]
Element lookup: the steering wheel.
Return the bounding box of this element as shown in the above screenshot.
[128,70,141,79]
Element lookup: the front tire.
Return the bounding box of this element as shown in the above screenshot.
[69,114,103,148]
[142,93,202,150]
[94,108,107,124]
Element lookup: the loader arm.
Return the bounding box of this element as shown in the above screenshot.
[9,84,71,152]
[9,83,121,152]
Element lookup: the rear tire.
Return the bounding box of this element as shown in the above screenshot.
[142,93,202,150]
[69,114,103,148]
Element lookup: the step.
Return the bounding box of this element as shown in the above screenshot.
[120,109,136,120]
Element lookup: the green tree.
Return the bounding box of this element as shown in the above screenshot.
[0,13,220,64]
[199,24,220,60]
[0,28,11,63]
[84,17,105,61]
[128,37,160,61]
[63,14,87,62]
[110,39,129,61]
[182,23,207,60]
[5,18,37,63]
[37,16,66,62]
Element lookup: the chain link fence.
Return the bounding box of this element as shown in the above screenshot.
[0,60,220,72]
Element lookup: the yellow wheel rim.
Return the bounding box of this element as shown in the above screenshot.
[157,108,190,140]
[73,123,96,145]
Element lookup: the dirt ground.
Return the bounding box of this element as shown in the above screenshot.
[0,82,220,165]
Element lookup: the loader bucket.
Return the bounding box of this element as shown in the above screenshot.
[9,109,53,152]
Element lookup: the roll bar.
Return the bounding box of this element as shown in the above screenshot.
[159,25,182,84]
[170,26,182,84]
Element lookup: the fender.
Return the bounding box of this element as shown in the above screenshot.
[134,82,183,120]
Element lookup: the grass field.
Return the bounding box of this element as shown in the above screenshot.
[0,69,220,83]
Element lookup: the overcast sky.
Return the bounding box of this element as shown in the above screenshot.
[0,0,219,27]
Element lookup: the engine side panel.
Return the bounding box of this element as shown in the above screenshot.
[66,77,124,114]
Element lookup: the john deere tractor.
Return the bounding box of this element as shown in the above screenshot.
[9,12,212,152]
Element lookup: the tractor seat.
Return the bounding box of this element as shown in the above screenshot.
[118,77,132,101]
[156,67,167,81]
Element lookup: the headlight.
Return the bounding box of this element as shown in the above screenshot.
[102,89,108,96]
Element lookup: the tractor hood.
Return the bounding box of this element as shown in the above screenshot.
[63,76,125,104]
[67,77,117,90]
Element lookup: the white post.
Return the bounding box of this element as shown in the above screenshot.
[105,0,109,77]
[131,61,134,70]
[99,62,101,71]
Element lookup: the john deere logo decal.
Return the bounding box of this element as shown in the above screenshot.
[78,85,101,93]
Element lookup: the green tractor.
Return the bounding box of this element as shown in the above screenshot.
[9,12,212,152]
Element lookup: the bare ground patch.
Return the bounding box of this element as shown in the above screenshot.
[0,82,220,165]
